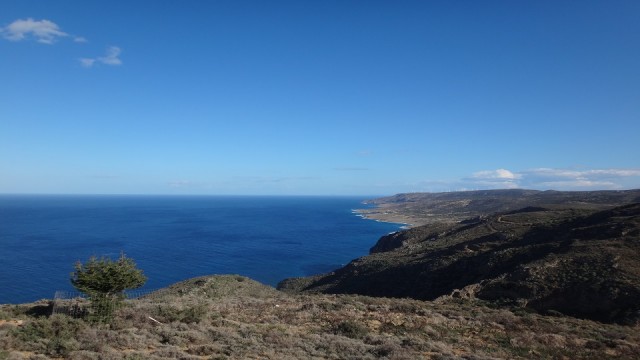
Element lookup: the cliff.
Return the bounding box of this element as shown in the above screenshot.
[280,201,640,324]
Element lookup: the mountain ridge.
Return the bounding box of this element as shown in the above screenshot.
[280,190,640,324]
[356,189,640,226]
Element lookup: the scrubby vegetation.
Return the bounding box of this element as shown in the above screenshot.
[3,191,640,358]
[1,275,639,359]
[70,253,147,323]
[283,203,640,325]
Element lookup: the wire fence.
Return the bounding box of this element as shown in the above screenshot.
[52,289,156,322]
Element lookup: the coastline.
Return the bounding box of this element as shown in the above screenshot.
[351,207,415,229]
[0,196,402,304]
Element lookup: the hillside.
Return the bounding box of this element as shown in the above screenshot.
[280,202,640,324]
[356,189,640,226]
[2,275,640,359]
[2,190,640,358]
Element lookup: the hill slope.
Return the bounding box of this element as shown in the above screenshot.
[280,203,640,324]
[2,275,640,359]
[357,189,640,226]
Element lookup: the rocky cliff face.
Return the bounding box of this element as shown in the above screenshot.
[280,203,640,324]
[369,222,452,253]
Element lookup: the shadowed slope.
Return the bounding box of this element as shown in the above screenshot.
[280,204,640,324]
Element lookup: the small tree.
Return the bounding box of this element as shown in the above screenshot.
[70,253,146,322]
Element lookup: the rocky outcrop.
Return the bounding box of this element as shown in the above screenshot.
[369,223,451,253]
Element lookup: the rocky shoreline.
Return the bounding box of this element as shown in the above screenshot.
[356,189,640,227]
[353,207,420,228]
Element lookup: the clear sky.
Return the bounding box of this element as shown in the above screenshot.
[1,1,639,196]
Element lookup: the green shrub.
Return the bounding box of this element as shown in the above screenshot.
[13,314,85,357]
[156,303,208,324]
[333,320,368,339]
[70,253,146,322]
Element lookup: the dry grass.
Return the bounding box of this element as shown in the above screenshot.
[1,275,639,359]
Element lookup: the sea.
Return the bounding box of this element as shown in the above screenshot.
[0,195,402,304]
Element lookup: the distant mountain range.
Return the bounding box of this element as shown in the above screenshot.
[356,189,640,226]
[280,189,640,324]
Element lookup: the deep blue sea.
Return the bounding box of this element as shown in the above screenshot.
[0,195,401,304]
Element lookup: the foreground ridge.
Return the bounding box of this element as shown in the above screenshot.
[1,274,639,359]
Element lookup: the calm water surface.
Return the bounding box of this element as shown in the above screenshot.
[0,195,400,303]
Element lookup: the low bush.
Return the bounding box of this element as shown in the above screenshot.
[13,314,85,357]
[333,320,368,339]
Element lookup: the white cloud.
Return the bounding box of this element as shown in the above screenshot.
[581,169,640,178]
[522,168,640,181]
[534,180,618,189]
[458,167,640,191]
[80,46,122,68]
[2,18,126,69]
[99,46,122,65]
[79,58,96,68]
[461,168,522,190]
[472,168,520,180]
[2,18,69,44]
[518,168,640,190]
[471,180,520,189]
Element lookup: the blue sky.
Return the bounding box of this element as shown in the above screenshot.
[1,1,639,195]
